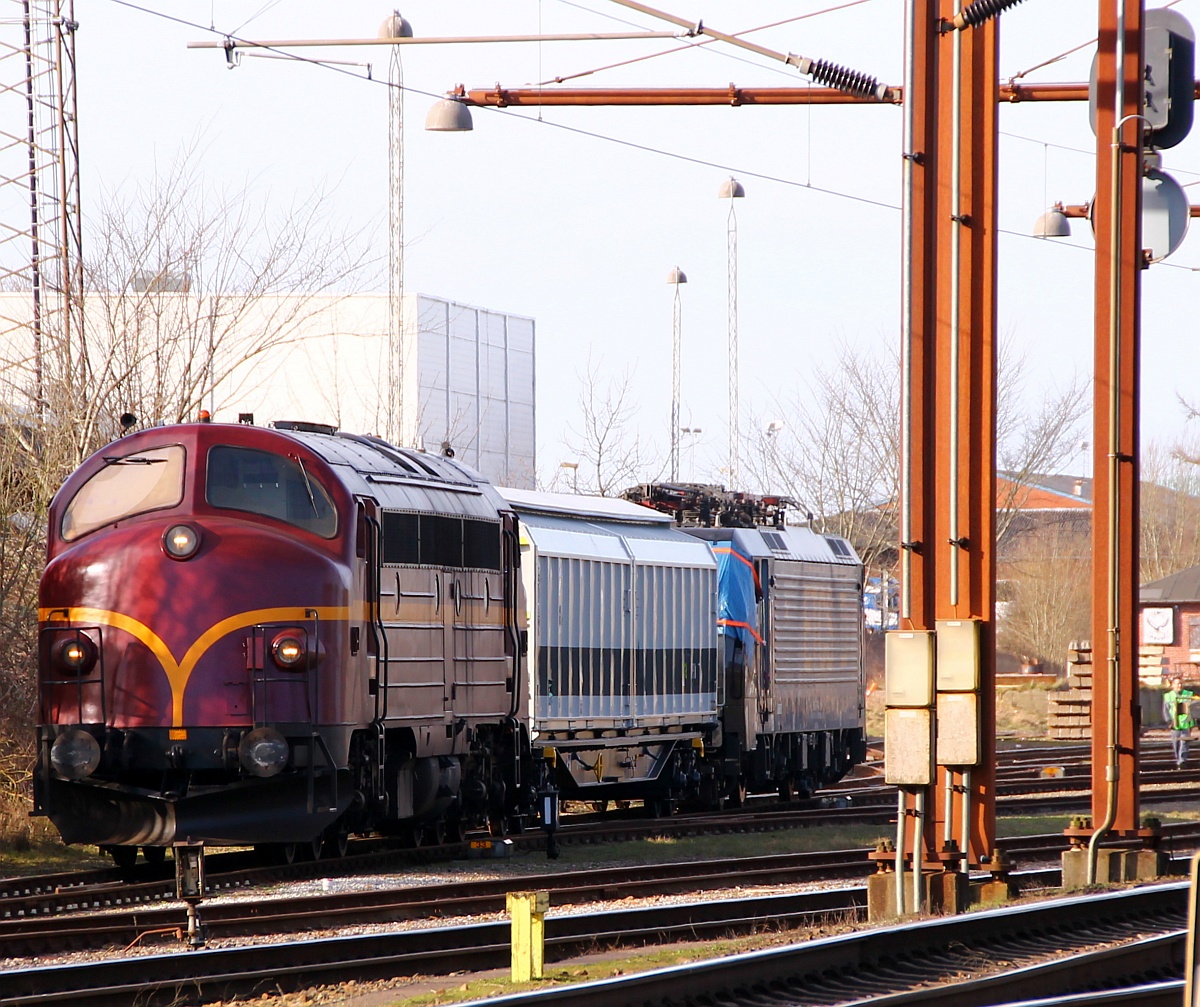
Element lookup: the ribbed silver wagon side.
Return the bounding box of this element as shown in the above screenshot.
[501,489,719,798]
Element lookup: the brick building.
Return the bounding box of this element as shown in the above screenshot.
[1139,565,1200,685]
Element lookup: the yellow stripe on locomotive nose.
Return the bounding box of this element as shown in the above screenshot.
[38,606,354,727]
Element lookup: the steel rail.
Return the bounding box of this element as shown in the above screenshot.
[2,887,866,1006]
[435,883,1189,1007]
[5,880,1183,1007]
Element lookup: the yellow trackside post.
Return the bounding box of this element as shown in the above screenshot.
[507,890,549,981]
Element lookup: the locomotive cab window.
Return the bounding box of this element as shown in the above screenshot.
[206,445,337,538]
[61,445,186,542]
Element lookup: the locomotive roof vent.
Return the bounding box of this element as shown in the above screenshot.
[272,420,338,436]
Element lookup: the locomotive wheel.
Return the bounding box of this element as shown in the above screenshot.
[305,835,324,861]
[141,846,167,866]
[445,819,466,844]
[487,811,508,838]
[108,845,137,869]
[278,843,299,865]
[647,798,674,819]
[778,778,797,802]
[397,827,420,849]
[591,799,609,815]
[728,780,748,807]
[422,821,447,847]
[323,830,350,859]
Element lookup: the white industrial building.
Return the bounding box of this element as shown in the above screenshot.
[0,290,537,489]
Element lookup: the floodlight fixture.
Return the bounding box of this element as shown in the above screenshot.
[1033,203,1071,238]
[426,96,474,131]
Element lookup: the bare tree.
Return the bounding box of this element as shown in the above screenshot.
[1141,437,1200,583]
[744,339,1089,565]
[559,357,658,496]
[995,349,1090,545]
[744,343,898,569]
[998,519,1091,668]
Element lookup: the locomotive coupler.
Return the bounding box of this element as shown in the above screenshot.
[174,842,207,949]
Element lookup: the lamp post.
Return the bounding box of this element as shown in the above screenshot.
[681,426,702,481]
[667,267,687,482]
[559,460,579,494]
[718,178,744,489]
[381,12,412,445]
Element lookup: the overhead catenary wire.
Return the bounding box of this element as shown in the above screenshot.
[104,0,1200,271]
[534,0,879,86]
[602,0,890,100]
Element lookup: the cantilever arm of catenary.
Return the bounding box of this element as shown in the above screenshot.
[604,0,890,101]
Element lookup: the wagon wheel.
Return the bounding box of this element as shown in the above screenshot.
[422,821,447,847]
[487,810,509,837]
[278,843,299,865]
[778,777,797,802]
[108,845,137,869]
[140,845,167,866]
[305,835,324,861]
[323,830,350,859]
[728,779,748,808]
[647,798,674,819]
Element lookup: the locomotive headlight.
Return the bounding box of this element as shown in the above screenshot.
[163,524,201,560]
[238,727,290,778]
[54,634,98,676]
[271,633,305,670]
[50,728,101,780]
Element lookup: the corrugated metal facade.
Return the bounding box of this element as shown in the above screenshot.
[517,510,718,730]
[401,294,536,490]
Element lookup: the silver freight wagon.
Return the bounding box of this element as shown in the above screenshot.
[500,488,720,801]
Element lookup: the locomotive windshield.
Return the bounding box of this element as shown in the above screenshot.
[206,445,337,538]
[61,445,186,542]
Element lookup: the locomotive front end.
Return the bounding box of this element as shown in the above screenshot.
[35,424,358,856]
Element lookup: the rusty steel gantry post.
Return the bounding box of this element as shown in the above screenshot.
[899,0,999,892]
[454,3,1160,897]
[1085,0,1145,878]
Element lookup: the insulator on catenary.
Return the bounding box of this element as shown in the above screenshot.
[795,56,888,101]
[952,0,1026,30]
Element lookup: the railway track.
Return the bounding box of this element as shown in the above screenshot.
[1,876,1185,1007]
[6,772,1200,924]
[3,818,1192,961]
[425,884,1188,1007]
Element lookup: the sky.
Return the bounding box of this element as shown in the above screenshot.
[72,0,1200,487]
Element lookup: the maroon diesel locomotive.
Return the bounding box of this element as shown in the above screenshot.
[35,420,540,863]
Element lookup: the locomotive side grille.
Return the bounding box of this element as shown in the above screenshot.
[381,511,501,570]
[768,559,863,731]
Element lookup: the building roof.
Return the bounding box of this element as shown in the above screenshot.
[1141,565,1200,604]
[996,473,1092,510]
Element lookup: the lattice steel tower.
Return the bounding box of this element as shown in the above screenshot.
[381,10,410,446]
[0,0,82,419]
